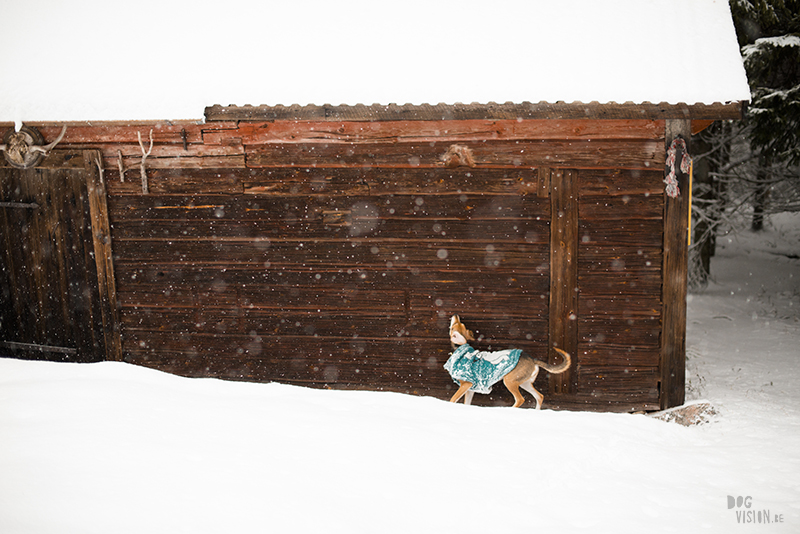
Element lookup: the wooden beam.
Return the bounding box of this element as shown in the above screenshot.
[245,139,662,170]
[660,120,690,409]
[205,101,746,122]
[84,150,122,361]
[548,168,578,394]
[202,119,665,145]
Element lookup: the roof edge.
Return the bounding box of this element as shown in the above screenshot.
[205,101,746,122]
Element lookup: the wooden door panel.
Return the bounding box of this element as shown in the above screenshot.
[0,150,114,362]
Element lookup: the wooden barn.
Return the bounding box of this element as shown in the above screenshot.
[0,2,750,412]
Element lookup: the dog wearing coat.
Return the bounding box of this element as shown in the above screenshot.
[444,315,571,409]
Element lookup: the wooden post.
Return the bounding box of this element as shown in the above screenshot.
[660,120,690,409]
[84,151,122,361]
[549,168,578,394]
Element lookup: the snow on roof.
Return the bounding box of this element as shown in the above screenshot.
[0,0,750,123]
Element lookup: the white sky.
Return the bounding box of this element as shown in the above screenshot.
[0,0,751,123]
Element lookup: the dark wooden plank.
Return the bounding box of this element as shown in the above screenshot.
[107,193,550,222]
[240,167,540,196]
[110,239,550,269]
[547,393,661,413]
[660,120,691,409]
[113,263,548,289]
[105,168,247,195]
[408,292,549,320]
[578,271,663,296]
[578,365,660,397]
[116,281,550,323]
[110,217,551,243]
[245,139,662,170]
[578,246,662,274]
[580,296,662,319]
[579,194,664,220]
[579,317,661,347]
[578,220,663,247]
[114,263,412,288]
[31,123,207,145]
[250,118,662,144]
[207,119,664,145]
[548,168,578,394]
[536,167,550,198]
[578,168,665,196]
[578,347,661,367]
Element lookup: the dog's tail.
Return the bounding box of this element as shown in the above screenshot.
[533,348,571,374]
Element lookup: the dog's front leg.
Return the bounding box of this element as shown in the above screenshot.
[449,381,473,404]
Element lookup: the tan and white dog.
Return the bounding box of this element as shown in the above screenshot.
[446,315,571,409]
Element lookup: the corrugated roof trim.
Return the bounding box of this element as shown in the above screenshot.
[205,101,746,123]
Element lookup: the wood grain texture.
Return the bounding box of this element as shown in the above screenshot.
[244,139,661,169]
[660,120,691,409]
[84,151,122,361]
[548,168,578,394]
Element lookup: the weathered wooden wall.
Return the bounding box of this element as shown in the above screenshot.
[2,117,675,411]
[107,166,551,400]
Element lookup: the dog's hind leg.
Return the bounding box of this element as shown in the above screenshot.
[520,381,544,410]
[449,381,473,404]
[520,366,543,409]
[464,390,475,405]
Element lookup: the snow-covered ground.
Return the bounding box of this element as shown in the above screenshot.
[1,214,798,534]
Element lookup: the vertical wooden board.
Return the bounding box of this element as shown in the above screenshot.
[660,120,690,409]
[549,168,578,394]
[0,168,32,346]
[536,167,550,198]
[58,168,104,359]
[85,151,122,361]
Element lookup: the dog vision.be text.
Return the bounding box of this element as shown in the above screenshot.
[728,496,784,525]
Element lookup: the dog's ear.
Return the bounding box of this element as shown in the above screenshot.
[450,315,476,342]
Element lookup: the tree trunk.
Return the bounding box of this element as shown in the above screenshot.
[752,153,772,231]
[690,122,728,289]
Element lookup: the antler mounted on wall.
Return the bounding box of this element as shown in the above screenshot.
[1,125,67,169]
[137,129,154,194]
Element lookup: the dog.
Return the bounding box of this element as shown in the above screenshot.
[444,315,571,409]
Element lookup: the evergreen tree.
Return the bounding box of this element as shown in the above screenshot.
[730,0,800,229]
[689,1,799,289]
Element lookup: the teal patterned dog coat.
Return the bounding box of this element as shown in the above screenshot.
[443,344,522,394]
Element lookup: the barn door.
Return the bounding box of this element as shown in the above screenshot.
[0,149,119,362]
